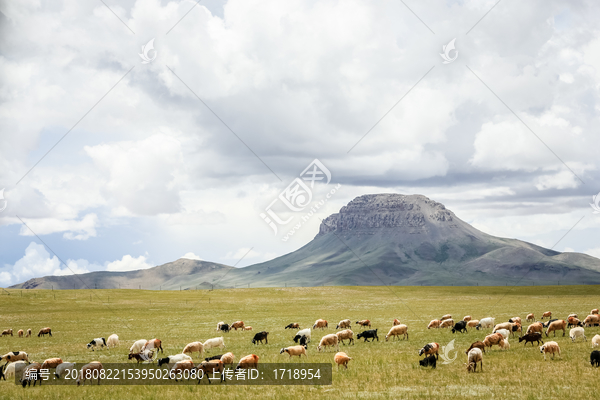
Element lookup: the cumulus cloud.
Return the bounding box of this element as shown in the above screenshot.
[181,252,202,260]
[105,255,153,272]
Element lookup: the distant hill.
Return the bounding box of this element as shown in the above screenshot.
[10,194,600,289]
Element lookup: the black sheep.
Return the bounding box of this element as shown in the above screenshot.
[356,329,378,342]
[419,354,436,369]
[591,350,600,367]
[452,321,468,334]
[252,331,269,345]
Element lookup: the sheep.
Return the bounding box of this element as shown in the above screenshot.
[568,313,578,319]
[419,354,437,368]
[463,315,471,322]
[26,328,31,337]
[220,352,235,366]
[546,320,567,337]
[440,319,455,329]
[38,327,52,337]
[509,317,522,325]
[234,354,259,371]
[55,362,76,379]
[204,337,226,351]
[87,337,107,351]
[499,338,510,350]
[183,341,204,358]
[41,358,63,369]
[313,319,328,330]
[17,329,23,338]
[584,315,600,327]
[293,328,312,344]
[385,324,408,341]
[542,319,558,328]
[567,316,583,328]
[483,333,504,350]
[419,342,440,359]
[336,329,355,345]
[218,323,231,333]
[107,334,119,348]
[519,332,544,347]
[285,323,300,329]
[1,329,13,336]
[4,361,28,380]
[169,360,195,381]
[540,341,560,360]
[592,334,600,348]
[569,327,586,342]
[157,354,192,367]
[527,322,544,335]
[493,329,510,340]
[129,339,148,354]
[356,320,371,329]
[230,321,245,331]
[280,345,308,358]
[195,360,225,384]
[142,339,164,353]
[592,309,599,315]
[526,313,535,322]
[336,319,351,330]
[465,341,485,355]
[452,321,468,333]
[465,348,483,372]
[252,331,269,345]
[216,321,225,331]
[440,314,452,321]
[20,363,42,387]
[76,361,103,386]
[393,319,401,326]
[427,319,441,329]
[1,351,30,363]
[493,322,514,332]
[467,320,479,329]
[128,350,155,363]
[476,317,495,330]
[334,352,352,369]
[244,326,253,331]
[317,334,339,352]
[541,311,552,320]
[510,323,522,337]
[591,350,600,367]
[357,329,378,342]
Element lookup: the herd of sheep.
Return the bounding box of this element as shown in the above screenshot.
[2,309,600,387]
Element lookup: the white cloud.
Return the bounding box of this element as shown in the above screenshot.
[105,255,153,272]
[223,248,261,260]
[181,252,202,261]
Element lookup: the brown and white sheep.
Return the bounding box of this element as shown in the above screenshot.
[540,341,560,360]
[465,348,483,372]
[169,360,195,381]
[25,328,31,337]
[393,319,401,326]
[336,329,355,345]
[584,315,600,327]
[541,311,552,320]
[129,339,147,354]
[183,341,204,358]
[591,309,599,315]
[385,324,408,341]
[467,320,479,329]
[336,319,351,330]
[280,345,307,358]
[526,313,535,322]
[317,334,339,352]
[440,314,452,321]
[509,317,522,325]
[41,358,63,369]
[427,319,441,329]
[20,363,42,387]
[244,326,253,331]
[17,329,24,338]
[356,320,371,329]
[195,360,225,383]
[313,319,328,330]
[463,316,472,322]
[493,322,514,332]
[545,320,567,337]
[418,343,440,359]
[76,361,103,386]
[1,351,30,363]
[142,338,164,354]
[235,354,259,371]
[440,319,455,328]
[230,321,245,331]
[38,327,52,337]
[465,341,485,355]
[220,352,235,366]
[1,329,13,336]
[591,334,600,348]
[527,322,544,335]
[334,352,352,369]
[483,333,504,350]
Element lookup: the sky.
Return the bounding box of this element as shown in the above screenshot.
[1,0,600,287]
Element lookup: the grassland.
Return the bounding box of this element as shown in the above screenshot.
[0,285,599,399]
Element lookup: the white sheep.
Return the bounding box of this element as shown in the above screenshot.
[569,327,586,342]
[203,337,226,351]
[317,334,339,352]
[493,329,510,340]
[280,345,307,358]
[157,353,192,367]
[129,339,148,354]
[465,348,483,372]
[336,329,355,345]
[385,324,408,341]
[499,338,510,350]
[4,361,28,380]
[182,341,204,358]
[107,334,119,348]
[592,334,600,348]
[540,341,560,360]
[476,317,495,330]
[55,362,76,379]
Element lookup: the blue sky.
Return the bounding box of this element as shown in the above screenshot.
[1,0,600,286]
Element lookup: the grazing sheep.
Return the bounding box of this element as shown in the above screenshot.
[285,323,300,330]
[280,345,307,358]
[584,315,600,327]
[252,331,269,345]
[519,332,544,347]
[1,329,13,336]
[591,350,600,367]
[499,338,510,350]
[220,352,235,366]
[465,341,485,355]
[540,341,560,360]
[510,323,522,337]
[493,322,514,332]
[334,352,352,369]
[463,315,472,322]
[317,334,339,352]
[128,350,155,363]
[25,329,31,337]
[467,320,479,329]
[569,327,586,342]
[393,319,401,326]
[107,334,119,348]
[567,316,583,328]
[313,319,328,330]
[542,319,558,328]
[336,319,351,330]
[509,317,522,325]
[37,327,52,337]
[465,348,483,372]
[234,354,259,371]
[1,351,30,363]
[129,339,148,354]
[419,354,436,369]
[452,321,467,334]
[17,329,23,338]
[440,314,452,321]
[182,341,204,358]
[20,363,42,387]
[76,361,103,386]
[293,328,311,344]
[169,360,195,381]
[419,343,440,359]
[385,324,408,341]
[230,321,245,331]
[527,322,544,334]
[541,311,552,320]
[440,319,455,329]
[356,329,378,342]
[157,354,192,367]
[55,362,76,379]
[216,321,225,331]
[244,326,253,331]
[87,337,107,351]
[476,317,495,330]
[526,313,535,322]
[204,337,226,351]
[195,360,225,384]
[142,339,164,354]
[546,320,567,337]
[592,309,599,315]
[493,329,510,340]
[356,320,371,329]
[427,319,441,329]
[483,333,504,350]
[592,334,600,348]
[336,329,355,345]
[41,358,63,369]
[5,361,28,380]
